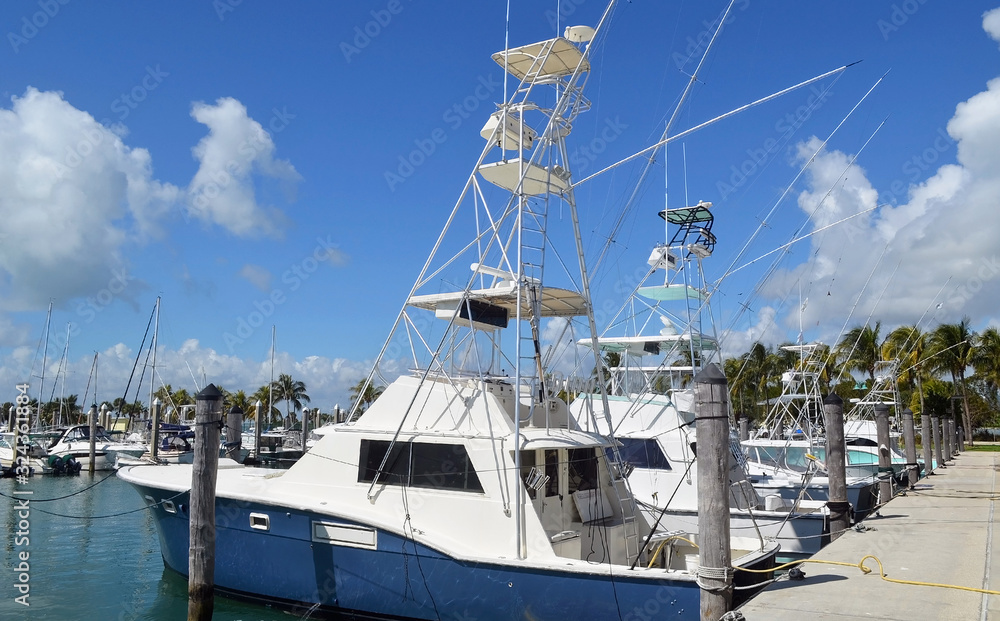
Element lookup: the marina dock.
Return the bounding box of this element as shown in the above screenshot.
[739,449,999,621]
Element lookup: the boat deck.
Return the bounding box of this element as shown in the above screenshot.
[739,448,1000,620]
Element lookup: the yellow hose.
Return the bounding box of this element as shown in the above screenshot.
[735,554,1000,596]
[646,535,699,568]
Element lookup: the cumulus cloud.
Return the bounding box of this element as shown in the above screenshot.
[759,59,1000,342]
[239,264,273,292]
[186,98,301,238]
[984,7,1000,45]
[0,88,178,311]
[0,339,373,413]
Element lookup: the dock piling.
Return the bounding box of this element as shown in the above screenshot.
[226,405,242,462]
[739,417,749,442]
[901,408,918,489]
[189,384,223,621]
[824,394,850,539]
[875,404,893,506]
[694,363,732,620]
[88,404,97,474]
[959,426,966,452]
[921,412,933,475]
[943,417,953,464]
[151,398,161,462]
[931,414,944,469]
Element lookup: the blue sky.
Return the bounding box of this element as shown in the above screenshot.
[1,0,999,412]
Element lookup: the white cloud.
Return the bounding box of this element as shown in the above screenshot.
[984,7,1000,45]
[186,98,301,238]
[0,88,178,311]
[759,70,1000,343]
[0,339,374,414]
[239,264,273,292]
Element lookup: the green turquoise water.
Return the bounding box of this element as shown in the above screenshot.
[0,473,293,621]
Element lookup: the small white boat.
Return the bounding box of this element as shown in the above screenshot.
[47,424,146,471]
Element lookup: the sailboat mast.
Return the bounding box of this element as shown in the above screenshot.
[57,323,71,426]
[268,325,275,431]
[36,300,53,430]
[148,297,160,415]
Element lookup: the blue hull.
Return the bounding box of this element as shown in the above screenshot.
[130,483,707,620]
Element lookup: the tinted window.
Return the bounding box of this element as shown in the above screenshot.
[359,440,483,493]
[359,440,409,486]
[568,448,598,493]
[608,438,671,471]
[410,443,483,492]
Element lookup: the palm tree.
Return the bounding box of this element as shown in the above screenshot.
[349,377,385,414]
[835,322,882,385]
[883,325,929,416]
[227,390,254,420]
[252,384,282,428]
[973,327,1000,400]
[272,374,310,428]
[929,318,976,443]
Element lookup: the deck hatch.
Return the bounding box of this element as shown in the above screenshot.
[312,521,377,550]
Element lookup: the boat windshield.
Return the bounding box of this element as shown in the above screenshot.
[606,438,671,471]
[751,445,826,473]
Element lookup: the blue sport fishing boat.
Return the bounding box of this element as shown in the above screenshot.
[119,3,778,618]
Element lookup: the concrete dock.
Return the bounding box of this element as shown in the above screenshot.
[739,450,1000,621]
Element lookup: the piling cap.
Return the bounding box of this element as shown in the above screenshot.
[229,404,243,415]
[693,362,727,385]
[902,407,914,416]
[874,403,889,416]
[823,393,843,406]
[196,384,224,401]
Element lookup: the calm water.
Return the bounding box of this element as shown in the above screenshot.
[0,473,300,621]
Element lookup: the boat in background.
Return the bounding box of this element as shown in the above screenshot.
[741,343,879,520]
[47,424,146,471]
[570,203,831,558]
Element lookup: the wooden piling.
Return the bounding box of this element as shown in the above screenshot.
[739,417,749,442]
[931,414,944,469]
[189,384,223,621]
[301,407,309,455]
[88,404,97,474]
[951,420,960,456]
[901,408,918,489]
[875,404,893,506]
[921,413,934,475]
[943,418,953,464]
[823,394,850,539]
[253,400,262,464]
[151,398,161,462]
[959,426,966,452]
[694,363,732,620]
[226,405,242,462]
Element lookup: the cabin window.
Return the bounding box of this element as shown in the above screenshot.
[567,448,598,494]
[544,449,559,497]
[608,438,672,471]
[358,440,483,493]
